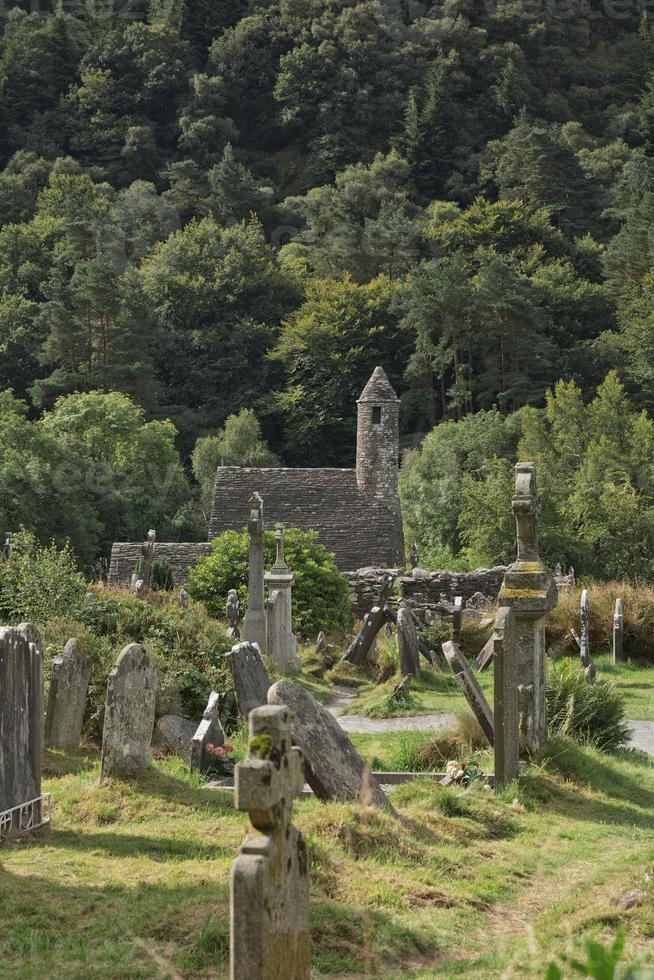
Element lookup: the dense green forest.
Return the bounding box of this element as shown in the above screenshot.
[2,0,654,575]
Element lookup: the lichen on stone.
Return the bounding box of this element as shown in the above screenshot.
[249,733,273,759]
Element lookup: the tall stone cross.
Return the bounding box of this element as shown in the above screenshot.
[579,589,590,667]
[242,492,267,654]
[497,462,556,755]
[265,525,300,673]
[612,598,624,664]
[136,529,156,594]
[231,705,310,980]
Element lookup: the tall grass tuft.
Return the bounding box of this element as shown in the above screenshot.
[546,659,631,752]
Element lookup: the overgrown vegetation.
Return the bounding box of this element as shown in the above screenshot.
[547,659,632,753]
[187,527,351,637]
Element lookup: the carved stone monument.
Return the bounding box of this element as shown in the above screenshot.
[442,640,494,745]
[226,589,241,639]
[580,589,590,667]
[191,691,225,772]
[265,526,300,673]
[134,529,156,594]
[44,638,91,751]
[100,643,157,780]
[242,493,267,653]
[231,705,310,980]
[229,641,271,719]
[497,462,556,753]
[0,625,44,832]
[397,603,420,677]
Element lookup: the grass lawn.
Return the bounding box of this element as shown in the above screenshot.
[2,741,654,978]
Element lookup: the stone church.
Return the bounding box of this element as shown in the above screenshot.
[108,366,404,583]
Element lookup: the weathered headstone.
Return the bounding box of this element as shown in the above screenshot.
[179,588,190,610]
[580,588,590,667]
[397,603,420,677]
[242,493,267,653]
[2,532,11,560]
[100,643,157,780]
[343,605,387,666]
[44,638,91,751]
[265,527,300,673]
[497,462,556,753]
[315,631,327,655]
[612,598,624,664]
[152,715,196,762]
[268,680,394,813]
[0,625,44,832]
[226,588,241,639]
[442,641,494,746]
[474,634,495,672]
[191,691,225,772]
[452,596,463,644]
[492,607,519,788]
[231,705,310,980]
[133,529,156,594]
[229,642,271,719]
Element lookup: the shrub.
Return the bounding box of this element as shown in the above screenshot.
[546,658,631,751]
[0,529,86,625]
[186,528,351,637]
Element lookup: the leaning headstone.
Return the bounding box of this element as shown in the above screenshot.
[152,715,196,763]
[265,525,300,672]
[580,589,590,667]
[612,598,624,664]
[343,605,387,665]
[231,705,310,980]
[452,596,463,644]
[397,603,420,677]
[492,607,519,788]
[242,493,267,653]
[315,631,327,655]
[268,680,394,813]
[100,643,157,780]
[497,462,556,753]
[191,691,225,772]
[442,641,494,746]
[474,634,495,672]
[44,638,91,751]
[0,625,44,833]
[229,642,271,719]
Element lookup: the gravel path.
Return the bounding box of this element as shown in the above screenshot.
[326,686,654,754]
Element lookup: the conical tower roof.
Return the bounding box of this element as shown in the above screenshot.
[357,366,399,403]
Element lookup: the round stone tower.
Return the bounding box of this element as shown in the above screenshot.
[356,366,400,502]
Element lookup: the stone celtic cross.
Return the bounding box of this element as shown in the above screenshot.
[512,462,539,562]
[231,704,310,979]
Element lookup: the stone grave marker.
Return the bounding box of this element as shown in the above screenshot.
[612,598,624,664]
[473,635,495,672]
[44,638,91,751]
[268,680,394,813]
[580,589,590,667]
[343,604,387,666]
[242,492,267,653]
[397,603,420,677]
[152,715,196,763]
[100,643,157,780]
[442,640,494,746]
[231,705,310,980]
[265,525,300,673]
[497,462,556,753]
[492,607,519,788]
[229,642,271,719]
[226,589,241,639]
[191,691,225,772]
[453,596,463,644]
[0,625,45,833]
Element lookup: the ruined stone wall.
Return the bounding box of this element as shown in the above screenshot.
[345,566,509,622]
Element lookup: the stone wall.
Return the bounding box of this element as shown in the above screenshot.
[345,566,509,623]
[108,542,212,588]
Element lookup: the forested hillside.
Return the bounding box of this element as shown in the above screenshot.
[2,0,654,573]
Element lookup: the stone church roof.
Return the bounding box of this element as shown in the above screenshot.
[208,467,401,571]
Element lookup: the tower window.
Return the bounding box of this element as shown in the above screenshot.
[372,406,382,425]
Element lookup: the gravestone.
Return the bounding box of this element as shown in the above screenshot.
[580,589,590,667]
[397,603,420,677]
[316,631,327,655]
[231,705,310,980]
[442,641,494,746]
[265,525,300,673]
[2,532,12,560]
[44,638,91,751]
[612,598,624,664]
[474,635,495,672]
[191,691,225,772]
[452,596,463,644]
[226,589,241,639]
[229,642,271,719]
[492,607,519,788]
[100,643,157,780]
[497,462,556,753]
[242,493,267,653]
[0,625,44,832]
[152,715,196,762]
[268,680,394,813]
[134,529,156,594]
[179,588,190,610]
[343,605,387,666]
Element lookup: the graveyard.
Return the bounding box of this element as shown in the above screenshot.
[2,463,654,979]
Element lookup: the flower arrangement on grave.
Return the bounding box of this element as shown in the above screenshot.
[445,759,485,787]
[204,742,235,776]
